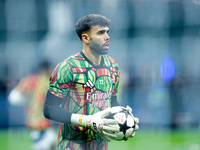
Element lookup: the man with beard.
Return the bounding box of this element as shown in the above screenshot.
[43,14,139,150]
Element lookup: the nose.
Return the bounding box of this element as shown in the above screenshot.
[105,33,110,41]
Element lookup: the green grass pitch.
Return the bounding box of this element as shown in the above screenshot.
[0,127,199,150]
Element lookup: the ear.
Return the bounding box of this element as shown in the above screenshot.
[82,33,90,43]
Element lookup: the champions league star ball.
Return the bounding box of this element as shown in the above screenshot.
[105,106,135,141]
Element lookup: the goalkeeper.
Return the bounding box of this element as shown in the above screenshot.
[43,14,139,150]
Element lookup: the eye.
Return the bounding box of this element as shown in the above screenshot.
[98,30,105,35]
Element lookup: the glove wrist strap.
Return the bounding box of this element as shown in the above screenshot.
[71,114,87,127]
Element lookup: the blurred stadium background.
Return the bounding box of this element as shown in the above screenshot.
[0,0,200,150]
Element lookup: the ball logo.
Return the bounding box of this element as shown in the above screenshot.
[93,122,97,130]
[114,113,126,124]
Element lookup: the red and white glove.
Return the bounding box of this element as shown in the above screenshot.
[71,108,119,142]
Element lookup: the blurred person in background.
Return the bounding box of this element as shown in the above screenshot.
[0,64,9,127]
[43,14,139,150]
[8,60,57,150]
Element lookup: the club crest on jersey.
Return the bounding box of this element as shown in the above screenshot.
[109,78,115,84]
[84,79,94,88]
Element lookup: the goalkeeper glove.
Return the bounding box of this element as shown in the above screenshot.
[124,105,139,140]
[71,108,119,142]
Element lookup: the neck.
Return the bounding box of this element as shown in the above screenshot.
[82,47,101,65]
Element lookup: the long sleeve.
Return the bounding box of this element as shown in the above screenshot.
[111,96,119,107]
[43,90,72,124]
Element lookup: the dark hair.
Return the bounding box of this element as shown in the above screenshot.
[75,14,111,40]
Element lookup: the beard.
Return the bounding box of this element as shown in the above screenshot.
[89,38,108,55]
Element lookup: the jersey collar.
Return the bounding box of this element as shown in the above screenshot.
[80,51,104,67]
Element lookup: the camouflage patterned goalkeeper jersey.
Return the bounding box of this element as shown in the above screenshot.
[48,51,120,150]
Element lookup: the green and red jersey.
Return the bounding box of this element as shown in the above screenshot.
[49,52,120,150]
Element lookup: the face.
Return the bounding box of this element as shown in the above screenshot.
[88,26,110,55]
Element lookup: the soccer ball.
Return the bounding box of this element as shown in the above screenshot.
[105,106,135,141]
